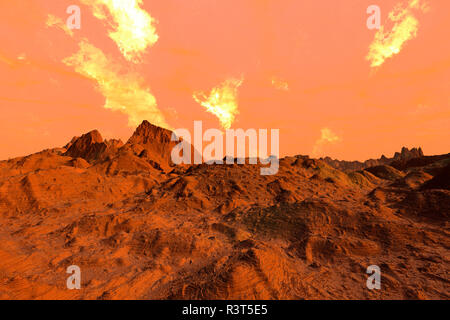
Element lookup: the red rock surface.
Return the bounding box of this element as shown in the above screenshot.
[322,147,425,172]
[0,121,448,300]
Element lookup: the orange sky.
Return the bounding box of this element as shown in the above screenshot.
[0,0,449,161]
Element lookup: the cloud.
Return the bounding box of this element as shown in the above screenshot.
[81,0,158,63]
[63,40,170,129]
[46,14,74,36]
[193,78,243,129]
[366,0,429,68]
[312,128,341,157]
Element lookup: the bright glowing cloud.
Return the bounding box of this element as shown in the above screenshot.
[45,14,74,36]
[366,0,429,68]
[63,40,169,129]
[193,78,243,130]
[81,0,158,63]
[312,128,342,157]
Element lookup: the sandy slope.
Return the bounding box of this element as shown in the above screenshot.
[0,121,448,300]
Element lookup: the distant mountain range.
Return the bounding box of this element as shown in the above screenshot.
[321,147,425,172]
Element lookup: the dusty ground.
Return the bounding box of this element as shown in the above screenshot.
[0,121,448,300]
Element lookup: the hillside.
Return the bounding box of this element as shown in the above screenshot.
[0,121,448,300]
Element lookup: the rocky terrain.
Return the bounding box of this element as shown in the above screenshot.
[322,147,424,172]
[0,121,448,300]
